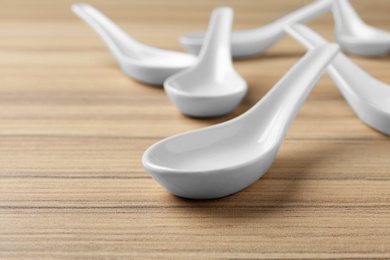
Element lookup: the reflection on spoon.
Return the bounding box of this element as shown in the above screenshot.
[72,3,196,85]
[332,0,390,56]
[164,7,247,118]
[143,44,339,199]
[180,0,332,58]
[286,24,390,135]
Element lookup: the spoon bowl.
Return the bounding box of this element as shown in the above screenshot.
[72,3,196,85]
[332,0,390,56]
[165,7,247,117]
[180,0,332,58]
[286,24,390,135]
[143,44,339,199]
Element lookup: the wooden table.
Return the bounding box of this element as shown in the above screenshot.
[1,0,390,258]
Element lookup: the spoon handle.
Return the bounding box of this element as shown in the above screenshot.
[249,44,339,143]
[72,3,143,59]
[197,7,234,71]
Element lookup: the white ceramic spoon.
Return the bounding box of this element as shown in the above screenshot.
[72,3,196,85]
[286,24,390,135]
[164,7,247,118]
[332,0,390,56]
[180,0,332,58]
[143,44,339,199]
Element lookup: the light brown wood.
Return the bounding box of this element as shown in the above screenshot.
[1,0,390,259]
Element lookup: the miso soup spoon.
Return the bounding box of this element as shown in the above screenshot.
[332,0,390,56]
[180,0,332,58]
[143,44,339,199]
[286,24,390,135]
[72,3,196,85]
[164,7,247,117]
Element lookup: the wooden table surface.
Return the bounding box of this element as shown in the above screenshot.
[1,0,390,258]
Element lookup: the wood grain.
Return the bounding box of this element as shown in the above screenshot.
[1,0,390,259]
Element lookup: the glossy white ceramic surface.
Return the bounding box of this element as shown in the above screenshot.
[72,3,196,85]
[286,24,390,135]
[164,7,247,118]
[180,0,332,58]
[143,44,339,199]
[332,0,390,56]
